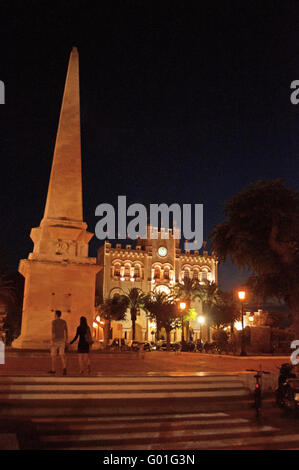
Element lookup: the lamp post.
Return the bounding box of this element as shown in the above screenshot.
[179,301,186,342]
[238,290,247,356]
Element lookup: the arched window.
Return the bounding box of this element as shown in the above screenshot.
[201,271,208,282]
[134,266,140,279]
[124,265,130,280]
[154,267,161,280]
[184,269,189,280]
[193,270,198,280]
[164,267,170,280]
[114,264,121,278]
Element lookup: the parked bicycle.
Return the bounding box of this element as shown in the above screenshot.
[246,367,270,417]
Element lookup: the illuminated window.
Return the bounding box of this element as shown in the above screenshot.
[154,267,160,279]
[184,270,189,280]
[114,264,120,278]
[134,266,140,279]
[193,270,198,280]
[124,265,130,279]
[164,268,170,280]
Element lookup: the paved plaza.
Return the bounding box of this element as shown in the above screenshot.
[0,350,289,377]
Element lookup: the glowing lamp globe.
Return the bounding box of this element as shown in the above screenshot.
[238,291,246,301]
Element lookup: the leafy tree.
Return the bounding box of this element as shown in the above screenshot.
[122,287,145,340]
[0,276,16,307]
[98,294,129,348]
[212,328,229,348]
[0,272,18,342]
[2,272,23,344]
[262,309,286,328]
[184,307,198,323]
[210,290,240,331]
[210,180,299,328]
[196,281,220,340]
[143,292,180,350]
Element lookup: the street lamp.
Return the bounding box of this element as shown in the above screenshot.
[238,291,246,301]
[238,290,247,356]
[179,301,186,341]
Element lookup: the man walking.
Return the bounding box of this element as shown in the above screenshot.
[49,310,68,375]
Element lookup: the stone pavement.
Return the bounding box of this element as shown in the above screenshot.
[0,350,290,377]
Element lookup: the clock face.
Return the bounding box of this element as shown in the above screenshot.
[158,246,167,257]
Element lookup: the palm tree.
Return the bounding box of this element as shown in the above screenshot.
[172,278,200,341]
[197,281,220,341]
[143,292,179,350]
[122,287,145,340]
[98,294,129,348]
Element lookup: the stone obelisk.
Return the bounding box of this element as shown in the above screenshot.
[13,47,100,349]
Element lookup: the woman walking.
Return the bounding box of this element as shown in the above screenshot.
[70,316,93,374]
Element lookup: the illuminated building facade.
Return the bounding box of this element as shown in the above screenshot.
[96,226,218,343]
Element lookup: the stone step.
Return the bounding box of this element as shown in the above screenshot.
[0,374,242,383]
[0,374,249,417]
[32,411,282,450]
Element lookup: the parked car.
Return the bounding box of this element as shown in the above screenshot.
[127,341,153,351]
[156,341,180,351]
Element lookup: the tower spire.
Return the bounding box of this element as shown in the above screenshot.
[42,46,83,225]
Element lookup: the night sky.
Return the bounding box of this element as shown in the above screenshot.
[0,1,298,291]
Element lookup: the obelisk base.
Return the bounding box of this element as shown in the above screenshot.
[12,259,100,350]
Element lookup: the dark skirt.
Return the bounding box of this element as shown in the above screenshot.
[78,342,90,354]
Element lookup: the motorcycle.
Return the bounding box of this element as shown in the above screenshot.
[275,363,299,415]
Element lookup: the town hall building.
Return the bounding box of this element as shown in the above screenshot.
[96,226,218,343]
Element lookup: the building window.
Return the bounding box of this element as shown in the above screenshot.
[184,270,189,280]
[164,268,170,280]
[154,267,160,280]
[201,271,208,282]
[193,270,198,280]
[134,266,140,279]
[124,266,130,280]
[114,265,120,278]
